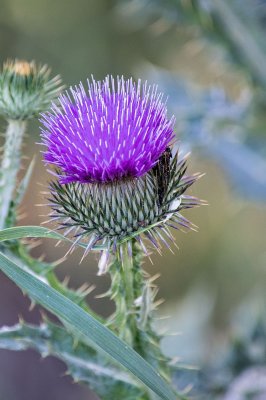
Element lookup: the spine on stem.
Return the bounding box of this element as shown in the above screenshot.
[107,240,172,385]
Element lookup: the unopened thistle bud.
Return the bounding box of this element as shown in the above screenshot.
[0,59,63,120]
[41,76,203,271]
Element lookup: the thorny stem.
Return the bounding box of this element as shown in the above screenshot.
[0,119,26,229]
[108,240,173,399]
[108,241,141,347]
[121,242,137,344]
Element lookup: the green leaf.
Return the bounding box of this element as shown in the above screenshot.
[3,239,103,321]
[0,220,167,250]
[0,320,147,400]
[0,251,181,400]
[0,225,66,243]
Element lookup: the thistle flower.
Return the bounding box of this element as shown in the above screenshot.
[0,59,63,120]
[41,76,175,184]
[41,76,202,272]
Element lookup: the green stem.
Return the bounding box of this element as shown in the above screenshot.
[121,242,139,345]
[0,119,26,229]
[122,242,135,307]
[107,241,141,347]
[108,240,173,398]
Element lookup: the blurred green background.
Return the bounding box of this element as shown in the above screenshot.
[0,0,266,399]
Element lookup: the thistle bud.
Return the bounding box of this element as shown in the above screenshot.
[41,76,202,270]
[0,59,63,120]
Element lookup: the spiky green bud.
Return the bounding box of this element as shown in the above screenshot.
[48,152,202,271]
[0,59,63,120]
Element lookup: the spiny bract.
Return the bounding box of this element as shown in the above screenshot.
[49,153,201,264]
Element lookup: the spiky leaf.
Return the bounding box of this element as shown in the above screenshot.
[0,250,184,400]
[0,320,148,399]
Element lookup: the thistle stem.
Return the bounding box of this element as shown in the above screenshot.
[122,242,135,306]
[0,119,26,229]
[108,240,172,396]
[108,241,141,347]
[121,242,137,344]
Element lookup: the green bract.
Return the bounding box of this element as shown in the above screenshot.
[49,153,202,272]
[0,59,63,120]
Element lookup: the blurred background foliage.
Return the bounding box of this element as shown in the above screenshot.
[0,0,265,399]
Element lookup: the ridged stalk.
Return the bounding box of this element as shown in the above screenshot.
[108,241,141,347]
[0,119,26,229]
[108,240,172,398]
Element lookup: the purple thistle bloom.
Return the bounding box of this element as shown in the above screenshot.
[40,76,175,184]
[41,75,204,270]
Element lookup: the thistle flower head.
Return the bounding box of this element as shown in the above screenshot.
[41,76,203,272]
[41,76,175,183]
[0,59,63,120]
